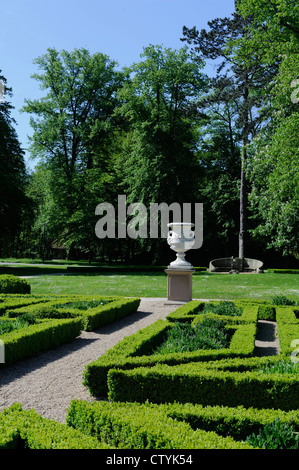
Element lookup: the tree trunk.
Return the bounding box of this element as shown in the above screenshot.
[239,156,246,261]
[239,79,249,262]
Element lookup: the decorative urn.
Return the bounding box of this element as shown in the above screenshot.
[167,222,195,269]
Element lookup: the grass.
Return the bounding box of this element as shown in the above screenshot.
[24,271,299,301]
[0,262,298,301]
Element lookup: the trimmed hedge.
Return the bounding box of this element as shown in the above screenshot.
[0,294,140,366]
[107,359,299,411]
[0,317,83,366]
[83,315,257,396]
[0,404,110,449]
[166,300,259,324]
[0,295,50,315]
[67,399,299,448]
[66,399,253,449]
[0,275,30,294]
[5,295,140,331]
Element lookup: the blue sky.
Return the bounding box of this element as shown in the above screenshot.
[1,0,236,169]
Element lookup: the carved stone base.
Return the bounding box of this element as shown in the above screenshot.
[165,268,195,304]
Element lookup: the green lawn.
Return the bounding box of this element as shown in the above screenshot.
[1,261,298,301]
[23,271,299,301]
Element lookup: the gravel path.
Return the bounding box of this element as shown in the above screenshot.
[0,298,280,424]
[0,298,178,423]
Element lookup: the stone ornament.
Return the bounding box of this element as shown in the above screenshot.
[167,222,195,269]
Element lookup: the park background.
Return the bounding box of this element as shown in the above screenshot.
[0,0,298,270]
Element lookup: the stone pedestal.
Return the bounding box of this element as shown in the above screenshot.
[165,268,195,304]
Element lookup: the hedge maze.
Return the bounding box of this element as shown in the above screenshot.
[0,292,140,366]
[0,289,298,449]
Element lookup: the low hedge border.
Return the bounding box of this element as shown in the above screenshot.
[82,315,257,397]
[152,401,299,441]
[66,399,299,448]
[66,399,253,449]
[166,301,259,324]
[5,295,140,331]
[107,359,299,411]
[0,295,58,315]
[0,316,83,366]
[0,403,110,449]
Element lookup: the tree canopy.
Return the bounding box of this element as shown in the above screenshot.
[1,1,298,266]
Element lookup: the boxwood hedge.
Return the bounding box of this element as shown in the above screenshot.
[5,295,140,331]
[66,399,299,449]
[0,294,140,366]
[82,311,257,396]
[0,404,110,449]
[0,275,31,294]
[66,399,253,449]
[107,359,299,411]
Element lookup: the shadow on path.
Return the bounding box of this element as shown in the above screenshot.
[254,320,280,357]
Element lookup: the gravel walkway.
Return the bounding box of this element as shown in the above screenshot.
[0,298,280,424]
[0,298,178,423]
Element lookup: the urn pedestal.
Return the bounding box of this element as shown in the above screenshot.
[165,222,196,304]
[165,268,195,304]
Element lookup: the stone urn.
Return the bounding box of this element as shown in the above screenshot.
[167,222,195,269]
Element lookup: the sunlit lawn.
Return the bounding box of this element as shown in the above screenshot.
[26,271,299,302]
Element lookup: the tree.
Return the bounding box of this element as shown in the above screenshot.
[182,13,279,260]
[0,70,31,256]
[196,101,242,259]
[235,0,299,258]
[22,48,124,259]
[114,45,207,262]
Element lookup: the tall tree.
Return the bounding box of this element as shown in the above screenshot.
[182,13,279,260]
[114,45,207,262]
[22,48,124,258]
[0,70,30,256]
[235,0,299,259]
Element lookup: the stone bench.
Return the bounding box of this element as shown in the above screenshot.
[209,257,263,273]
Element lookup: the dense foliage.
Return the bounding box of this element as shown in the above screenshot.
[1,0,298,266]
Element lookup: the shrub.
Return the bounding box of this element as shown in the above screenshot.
[107,360,299,411]
[0,404,110,449]
[0,275,30,294]
[57,299,109,310]
[66,399,253,449]
[83,319,256,397]
[157,401,299,442]
[5,296,140,331]
[167,301,258,325]
[0,317,83,366]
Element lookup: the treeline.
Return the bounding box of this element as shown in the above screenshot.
[0,0,298,267]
